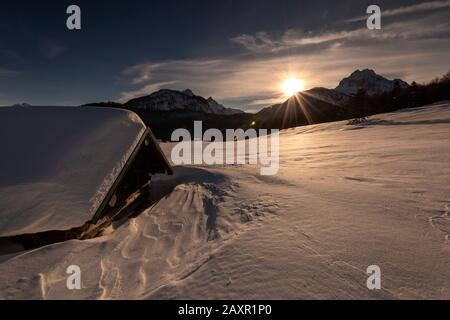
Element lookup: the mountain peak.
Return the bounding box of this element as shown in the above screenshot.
[206,96,244,115]
[336,69,408,96]
[351,69,376,76]
[182,89,195,96]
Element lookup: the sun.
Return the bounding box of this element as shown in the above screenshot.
[281,78,305,97]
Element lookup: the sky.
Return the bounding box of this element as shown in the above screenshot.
[1,0,450,112]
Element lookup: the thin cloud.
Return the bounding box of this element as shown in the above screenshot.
[119,38,450,111]
[232,15,450,54]
[348,0,450,22]
[231,32,277,52]
[119,80,178,102]
[248,97,285,106]
[119,7,450,111]
[119,57,290,106]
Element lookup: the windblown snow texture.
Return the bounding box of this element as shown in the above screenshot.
[1,103,450,299]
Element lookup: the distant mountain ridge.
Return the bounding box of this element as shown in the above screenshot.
[302,87,351,105]
[85,69,408,116]
[124,89,243,115]
[251,69,413,130]
[81,68,450,140]
[252,69,409,123]
[253,89,348,130]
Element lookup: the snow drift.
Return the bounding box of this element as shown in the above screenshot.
[0,103,449,299]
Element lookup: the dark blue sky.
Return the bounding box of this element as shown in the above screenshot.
[1,0,449,110]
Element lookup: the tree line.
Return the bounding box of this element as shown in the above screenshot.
[344,70,450,120]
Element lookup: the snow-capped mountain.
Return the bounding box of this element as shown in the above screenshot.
[124,89,243,115]
[253,69,411,130]
[262,69,409,110]
[336,69,409,96]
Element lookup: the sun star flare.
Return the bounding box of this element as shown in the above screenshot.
[281,78,305,97]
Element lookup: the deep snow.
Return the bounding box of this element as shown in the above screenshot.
[0,106,146,236]
[0,103,449,299]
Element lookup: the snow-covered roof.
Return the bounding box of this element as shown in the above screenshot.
[0,106,147,237]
